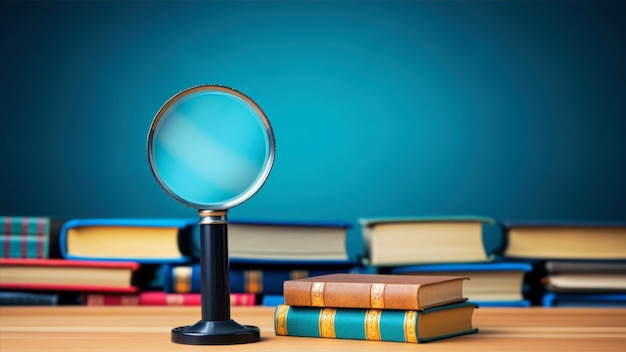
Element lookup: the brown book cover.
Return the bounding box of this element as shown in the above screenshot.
[283,273,468,310]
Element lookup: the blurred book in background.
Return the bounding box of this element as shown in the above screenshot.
[501,221,626,260]
[1,216,65,259]
[359,216,498,267]
[59,218,197,263]
[502,221,626,307]
[391,262,533,307]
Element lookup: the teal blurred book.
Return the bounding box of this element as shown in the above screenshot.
[360,215,499,266]
[274,302,478,343]
[0,216,65,259]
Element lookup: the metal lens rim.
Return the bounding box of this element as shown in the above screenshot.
[147,84,275,210]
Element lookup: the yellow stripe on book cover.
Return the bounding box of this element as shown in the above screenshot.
[364,309,382,341]
[245,270,262,293]
[173,266,192,293]
[274,304,289,336]
[319,308,337,338]
[370,283,385,308]
[311,282,325,306]
[404,311,418,343]
[290,270,308,280]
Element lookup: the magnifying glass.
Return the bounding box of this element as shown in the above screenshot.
[147,85,275,345]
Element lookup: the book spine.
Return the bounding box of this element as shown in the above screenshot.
[85,293,140,306]
[0,283,139,293]
[85,292,256,306]
[230,293,257,306]
[139,292,201,306]
[1,217,49,259]
[167,264,350,294]
[0,291,59,306]
[231,268,310,295]
[0,234,49,259]
[1,216,50,235]
[274,305,419,343]
[283,281,422,310]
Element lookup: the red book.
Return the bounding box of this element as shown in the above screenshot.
[84,292,257,306]
[0,258,139,293]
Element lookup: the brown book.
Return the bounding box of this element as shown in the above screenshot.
[283,273,468,310]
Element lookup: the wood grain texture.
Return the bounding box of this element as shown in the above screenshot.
[1,306,625,351]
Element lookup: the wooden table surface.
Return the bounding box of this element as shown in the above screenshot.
[1,306,625,351]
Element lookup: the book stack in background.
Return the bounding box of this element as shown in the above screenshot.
[4,215,625,308]
[274,273,478,343]
[358,216,533,307]
[68,218,270,306]
[164,220,359,307]
[0,216,359,307]
[501,221,626,307]
[0,217,201,306]
[0,216,75,305]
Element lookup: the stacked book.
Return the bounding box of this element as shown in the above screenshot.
[0,216,359,306]
[501,220,626,307]
[274,273,478,344]
[1,217,198,306]
[359,216,533,307]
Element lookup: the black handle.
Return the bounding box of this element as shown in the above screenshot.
[200,222,230,322]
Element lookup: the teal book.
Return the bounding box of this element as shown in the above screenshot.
[1,217,49,258]
[1,216,50,235]
[359,215,500,266]
[274,302,478,343]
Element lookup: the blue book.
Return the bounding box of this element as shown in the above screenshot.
[501,220,626,260]
[391,262,533,307]
[262,294,285,306]
[0,291,59,306]
[275,302,479,343]
[543,293,626,307]
[163,262,356,294]
[60,218,197,263]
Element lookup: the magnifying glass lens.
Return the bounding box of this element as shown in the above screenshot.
[150,89,272,209]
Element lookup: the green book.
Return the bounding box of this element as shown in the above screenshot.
[274,302,478,343]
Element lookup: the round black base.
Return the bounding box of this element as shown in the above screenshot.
[171,320,260,345]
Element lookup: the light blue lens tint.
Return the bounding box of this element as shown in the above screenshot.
[148,86,274,210]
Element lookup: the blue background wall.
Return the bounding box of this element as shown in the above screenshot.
[2,1,625,227]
